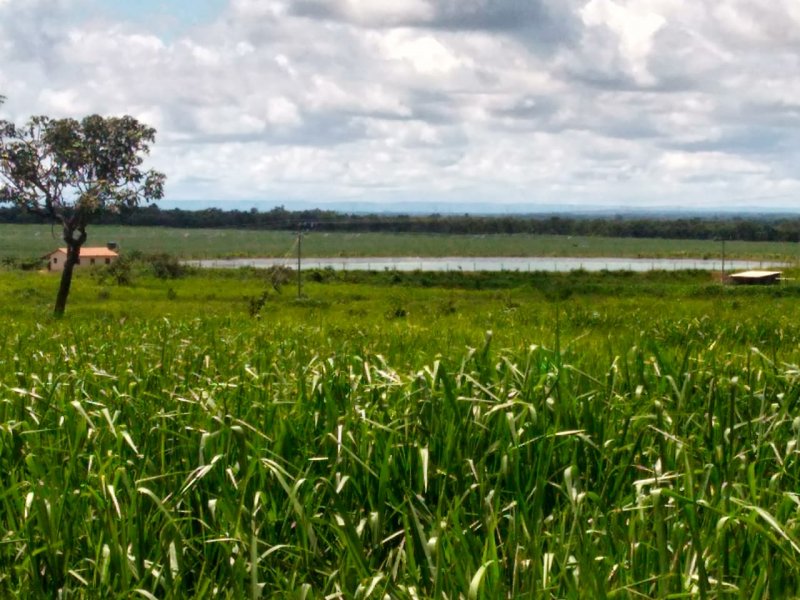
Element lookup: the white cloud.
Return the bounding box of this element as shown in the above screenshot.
[37,88,85,114]
[378,31,466,74]
[658,151,769,178]
[266,97,302,127]
[231,0,287,19]
[1,0,800,210]
[581,0,665,84]
[712,0,800,46]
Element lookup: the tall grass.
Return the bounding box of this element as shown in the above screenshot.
[1,272,800,596]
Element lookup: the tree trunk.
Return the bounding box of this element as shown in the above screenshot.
[53,227,87,317]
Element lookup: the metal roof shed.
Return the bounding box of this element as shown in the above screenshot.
[729,270,782,285]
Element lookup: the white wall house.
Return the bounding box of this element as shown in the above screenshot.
[46,247,119,272]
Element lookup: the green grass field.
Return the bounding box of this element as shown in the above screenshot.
[3,267,800,597]
[2,223,800,261]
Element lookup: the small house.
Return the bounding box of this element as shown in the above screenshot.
[46,245,119,272]
[729,270,782,285]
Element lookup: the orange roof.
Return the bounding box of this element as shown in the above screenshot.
[49,247,119,258]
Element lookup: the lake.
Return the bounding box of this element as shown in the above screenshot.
[187,256,783,272]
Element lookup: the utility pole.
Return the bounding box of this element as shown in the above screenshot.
[714,237,726,285]
[297,229,302,299]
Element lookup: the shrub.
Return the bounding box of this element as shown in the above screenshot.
[386,304,407,319]
[264,265,294,292]
[248,291,269,317]
[147,253,186,279]
[1,256,44,271]
[105,255,133,285]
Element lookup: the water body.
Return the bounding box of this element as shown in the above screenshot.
[187,257,783,272]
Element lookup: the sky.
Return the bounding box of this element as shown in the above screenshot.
[1,0,800,213]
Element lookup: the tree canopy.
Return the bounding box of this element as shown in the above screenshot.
[0,114,165,314]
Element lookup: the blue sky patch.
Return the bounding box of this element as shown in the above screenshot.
[93,0,226,37]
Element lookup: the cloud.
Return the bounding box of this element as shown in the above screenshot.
[0,0,73,58]
[2,0,800,210]
[291,0,433,26]
[427,0,576,37]
[290,0,581,52]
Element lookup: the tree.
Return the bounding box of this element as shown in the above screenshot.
[0,114,165,315]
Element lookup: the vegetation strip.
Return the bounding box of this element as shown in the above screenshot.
[2,224,800,262]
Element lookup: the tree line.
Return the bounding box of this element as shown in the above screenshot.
[1,203,799,242]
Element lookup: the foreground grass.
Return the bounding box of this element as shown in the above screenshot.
[2,269,800,596]
[3,223,800,261]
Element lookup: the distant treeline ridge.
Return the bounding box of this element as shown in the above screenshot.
[2,204,800,242]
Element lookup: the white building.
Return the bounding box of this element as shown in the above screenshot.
[45,246,119,272]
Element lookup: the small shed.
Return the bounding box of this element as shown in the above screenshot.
[728,270,782,285]
[45,246,119,272]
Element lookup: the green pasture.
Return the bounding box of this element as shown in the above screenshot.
[2,223,800,260]
[3,267,800,596]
